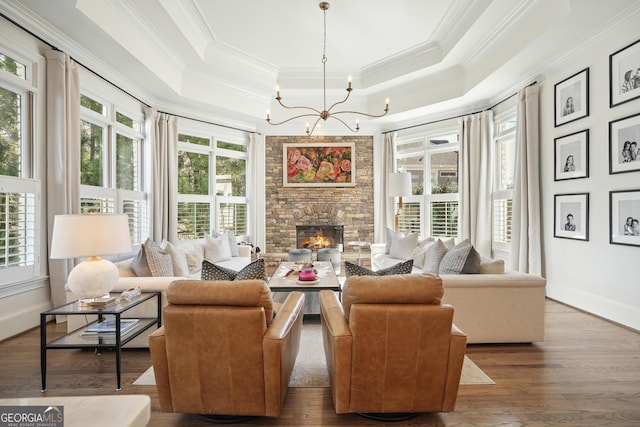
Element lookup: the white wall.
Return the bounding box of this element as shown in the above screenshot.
[540,30,640,332]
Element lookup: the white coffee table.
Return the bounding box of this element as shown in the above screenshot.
[0,395,150,427]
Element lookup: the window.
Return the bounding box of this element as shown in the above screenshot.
[177,129,249,240]
[79,90,146,248]
[395,129,459,238]
[492,110,517,254]
[0,50,41,286]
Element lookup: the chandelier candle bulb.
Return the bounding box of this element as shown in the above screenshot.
[276,85,280,99]
[348,75,352,90]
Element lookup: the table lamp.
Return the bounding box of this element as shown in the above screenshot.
[50,214,132,302]
[388,172,412,231]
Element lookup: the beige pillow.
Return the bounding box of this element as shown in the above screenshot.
[385,228,404,254]
[213,230,239,257]
[165,241,190,276]
[205,234,232,263]
[479,257,505,274]
[142,238,173,277]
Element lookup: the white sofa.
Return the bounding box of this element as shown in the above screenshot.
[370,242,547,344]
[65,238,252,346]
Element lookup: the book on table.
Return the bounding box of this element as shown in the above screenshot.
[81,318,140,336]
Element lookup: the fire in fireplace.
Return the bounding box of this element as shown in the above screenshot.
[296,225,344,251]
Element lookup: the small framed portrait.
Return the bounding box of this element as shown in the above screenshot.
[610,189,640,247]
[609,112,640,174]
[554,129,589,181]
[554,193,589,241]
[609,38,640,108]
[554,68,589,127]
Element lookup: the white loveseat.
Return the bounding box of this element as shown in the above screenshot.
[370,241,547,344]
[65,237,252,346]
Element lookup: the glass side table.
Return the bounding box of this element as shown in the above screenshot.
[40,291,161,391]
[348,241,370,266]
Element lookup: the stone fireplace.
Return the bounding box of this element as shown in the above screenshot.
[264,135,374,254]
[296,225,344,251]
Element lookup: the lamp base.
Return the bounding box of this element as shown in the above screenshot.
[66,257,119,300]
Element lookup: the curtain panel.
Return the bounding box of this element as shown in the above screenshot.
[458,110,494,256]
[45,50,80,312]
[510,84,541,275]
[145,108,178,243]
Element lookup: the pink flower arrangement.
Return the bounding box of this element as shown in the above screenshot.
[286,146,352,184]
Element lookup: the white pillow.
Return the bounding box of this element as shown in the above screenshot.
[165,241,190,276]
[411,240,434,269]
[389,232,419,259]
[385,228,404,254]
[204,234,232,263]
[212,230,239,257]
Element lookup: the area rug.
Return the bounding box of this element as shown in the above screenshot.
[134,322,494,387]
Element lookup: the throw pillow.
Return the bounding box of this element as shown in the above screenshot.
[130,244,152,277]
[344,259,413,277]
[388,232,419,260]
[479,257,505,274]
[142,238,173,277]
[181,241,205,274]
[164,241,190,276]
[385,228,404,254]
[213,230,239,257]
[201,258,267,281]
[204,234,232,263]
[422,239,449,274]
[411,240,435,269]
[438,239,480,275]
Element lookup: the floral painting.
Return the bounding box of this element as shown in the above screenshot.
[283,143,355,187]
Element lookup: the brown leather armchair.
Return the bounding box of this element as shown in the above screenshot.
[149,279,305,422]
[319,274,467,420]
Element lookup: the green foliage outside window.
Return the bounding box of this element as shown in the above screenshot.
[80,120,103,186]
[216,156,246,196]
[0,86,20,177]
[178,151,209,195]
[116,134,137,191]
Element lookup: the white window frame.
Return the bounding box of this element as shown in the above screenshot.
[79,85,147,251]
[395,123,460,238]
[176,122,250,239]
[491,108,517,256]
[0,45,44,290]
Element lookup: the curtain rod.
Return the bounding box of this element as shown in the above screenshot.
[1,11,259,135]
[382,81,537,135]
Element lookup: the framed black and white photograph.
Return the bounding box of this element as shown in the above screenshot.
[609,112,640,174]
[554,68,589,127]
[554,129,589,181]
[609,38,640,107]
[554,193,589,241]
[610,189,640,247]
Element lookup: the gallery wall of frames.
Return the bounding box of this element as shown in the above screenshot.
[552,37,640,248]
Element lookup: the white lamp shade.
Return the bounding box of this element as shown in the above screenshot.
[50,214,132,259]
[388,172,412,197]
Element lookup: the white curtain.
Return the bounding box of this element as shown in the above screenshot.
[510,84,542,275]
[458,110,493,256]
[249,133,266,251]
[45,50,80,311]
[144,108,178,243]
[374,132,395,242]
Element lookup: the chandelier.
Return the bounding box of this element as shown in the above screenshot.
[266,2,389,135]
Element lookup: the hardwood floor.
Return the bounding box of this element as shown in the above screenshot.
[1,299,639,426]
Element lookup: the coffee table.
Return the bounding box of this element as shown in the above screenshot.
[268,261,341,294]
